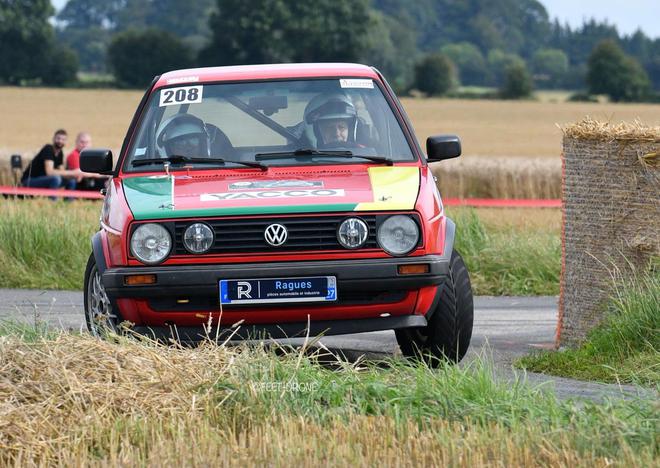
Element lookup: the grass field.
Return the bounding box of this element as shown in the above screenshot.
[518,271,660,386]
[0,200,561,295]
[1,86,659,196]
[0,323,657,466]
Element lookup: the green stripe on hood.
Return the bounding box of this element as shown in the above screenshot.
[122,176,358,220]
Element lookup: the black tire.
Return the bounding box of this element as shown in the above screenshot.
[83,253,121,337]
[395,249,474,365]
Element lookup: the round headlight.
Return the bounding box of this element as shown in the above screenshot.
[337,217,369,249]
[130,223,172,264]
[183,222,214,254]
[377,215,419,256]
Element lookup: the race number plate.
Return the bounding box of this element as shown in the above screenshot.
[219,276,337,305]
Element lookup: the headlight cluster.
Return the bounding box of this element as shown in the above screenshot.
[131,222,215,264]
[336,215,419,256]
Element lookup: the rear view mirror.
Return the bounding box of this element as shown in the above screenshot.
[249,95,288,116]
[426,135,461,162]
[80,149,114,174]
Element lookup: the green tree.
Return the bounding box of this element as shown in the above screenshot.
[500,62,533,99]
[0,0,78,85]
[40,45,79,86]
[108,28,193,88]
[532,48,569,88]
[440,42,490,85]
[200,0,371,65]
[414,53,458,96]
[587,39,651,102]
[363,11,418,93]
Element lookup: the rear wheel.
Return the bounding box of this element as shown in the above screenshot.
[395,249,473,365]
[84,254,121,337]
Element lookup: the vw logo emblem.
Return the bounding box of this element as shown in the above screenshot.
[264,223,288,246]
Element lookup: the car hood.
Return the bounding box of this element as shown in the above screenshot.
[122,166,420,220]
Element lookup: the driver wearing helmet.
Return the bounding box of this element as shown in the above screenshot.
[303,93,358,148]
[156,114,210,158]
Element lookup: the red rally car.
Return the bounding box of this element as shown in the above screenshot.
[81,63,474,363]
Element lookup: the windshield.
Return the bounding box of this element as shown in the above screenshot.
[124,78,415,171]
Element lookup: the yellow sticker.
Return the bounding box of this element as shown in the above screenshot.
[355,166,419,211]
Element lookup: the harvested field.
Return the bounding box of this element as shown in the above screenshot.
[0,327,656,466]
[1,87,659,196]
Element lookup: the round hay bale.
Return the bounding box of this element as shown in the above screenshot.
[557,118,660,346]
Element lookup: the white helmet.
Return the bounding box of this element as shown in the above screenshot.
[156,114,210,157]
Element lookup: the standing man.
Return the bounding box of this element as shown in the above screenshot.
[66,132,107,190]
[21,129,83,190]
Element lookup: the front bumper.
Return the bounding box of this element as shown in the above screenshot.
[102,255,448,337]
[102,254,450,299]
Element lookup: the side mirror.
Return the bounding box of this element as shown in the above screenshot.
[80,149,113,174]
[426,135,461,162]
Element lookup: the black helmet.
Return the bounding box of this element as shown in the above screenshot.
[303,93,358,147]
[156,114,210,157]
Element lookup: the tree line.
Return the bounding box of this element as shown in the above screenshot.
[1,0,658,101]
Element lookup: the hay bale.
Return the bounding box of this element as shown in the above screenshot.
[558,118,660,346]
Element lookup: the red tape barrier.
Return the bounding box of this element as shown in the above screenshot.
[443,198,561,208]
[0,185,104,200]
[0,186,562,207]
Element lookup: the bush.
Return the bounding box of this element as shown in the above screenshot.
[108,28,193,88]
[413,53,458,96]
[499,62,533,99]
[567,92,599,103]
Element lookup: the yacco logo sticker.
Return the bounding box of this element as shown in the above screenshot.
[229,180,323,190]
[200,189,345,202]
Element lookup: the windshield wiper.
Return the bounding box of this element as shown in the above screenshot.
[131,155,267,171]
[255,148,393,165]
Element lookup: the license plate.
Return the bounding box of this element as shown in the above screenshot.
[219,276,337,305]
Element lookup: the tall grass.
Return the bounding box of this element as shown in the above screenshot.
[518,271,660,385]
[0,326,657,465]
[0,200,560,295]
[450,208,560,295]
[0,199,98,289]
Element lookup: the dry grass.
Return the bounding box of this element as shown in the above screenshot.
[431,157,561,199]
[0,330,655,466]
[2,87,659,196]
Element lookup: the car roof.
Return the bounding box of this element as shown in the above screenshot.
[155,63,380,88]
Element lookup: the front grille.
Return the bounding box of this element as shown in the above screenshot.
[173,215,381,255]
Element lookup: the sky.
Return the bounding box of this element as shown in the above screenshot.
[50,0,659,39]
[541,0,659,38]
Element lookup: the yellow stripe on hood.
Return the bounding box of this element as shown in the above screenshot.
[355,166,420,211]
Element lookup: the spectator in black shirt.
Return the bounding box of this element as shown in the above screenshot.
[21,129,84,190]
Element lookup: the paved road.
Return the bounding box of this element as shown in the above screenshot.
[0,289,652,401]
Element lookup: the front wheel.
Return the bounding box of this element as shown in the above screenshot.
[395,249,474,365]
[84,254,121,337]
